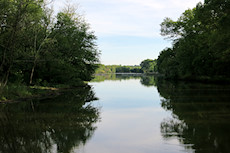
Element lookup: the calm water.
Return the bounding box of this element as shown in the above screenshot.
[1,74,230,153]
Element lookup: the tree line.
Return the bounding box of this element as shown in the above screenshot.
[0,0,99,87]
[157,0,230,81]
[95,64,143,74]
[95,59,158,74]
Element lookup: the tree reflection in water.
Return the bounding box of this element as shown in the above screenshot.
[92,74,230,153]
[92,73,142,82]
[0,86,100,153]
[157,79,230,153]
[140,75,156,87]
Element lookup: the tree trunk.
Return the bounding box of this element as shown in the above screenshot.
[3,66,11,87]
[29,60,36,85]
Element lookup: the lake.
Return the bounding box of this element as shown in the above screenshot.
[1,74,230,153]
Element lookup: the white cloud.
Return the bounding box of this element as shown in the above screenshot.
[51,0,203,65]
[51,0,202,37]
[76,0,202,37]
[51,0,203,37]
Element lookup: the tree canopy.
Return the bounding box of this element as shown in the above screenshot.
[95,64,143,74]
[0,0,100,87]
[157,0,230,80]
[140,59,157,73]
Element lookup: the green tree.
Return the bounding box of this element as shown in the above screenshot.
[0,0,45,86]
[0,1,100,87]
[19,2,54,85]
[140,59,157,73]
[157,48,178,78]
[157,0,230,80]
[48,11,99,84]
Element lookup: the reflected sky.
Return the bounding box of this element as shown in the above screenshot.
[91,79,161,109]
[2,76,229,152]
[77,78,188,153]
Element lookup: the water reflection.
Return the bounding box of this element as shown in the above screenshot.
[2,74,230,153]
[0,86,100,153]
[92,73,157,87]
[91,74,230,153]
[140,75,157,87]
[92,73,142,82]
[157,79,230,153]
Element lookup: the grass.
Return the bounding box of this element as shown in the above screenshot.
[30,86,59,91]
[0,84,32,102]
[0,80,88,103]
[0,84,64,103]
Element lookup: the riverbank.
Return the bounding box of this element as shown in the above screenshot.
[0,82,88,103]
[162,75,230,84]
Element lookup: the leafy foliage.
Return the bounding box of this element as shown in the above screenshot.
[0,0,100,87]
[95,64,143,74]
[157,0,230,80]
[140,59,157,73]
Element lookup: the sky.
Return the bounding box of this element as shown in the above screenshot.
[51,0,203,65]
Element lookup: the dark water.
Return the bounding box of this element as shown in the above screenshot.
[0,86,100,153]
[1,74,230,153]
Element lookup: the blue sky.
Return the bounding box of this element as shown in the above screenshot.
[51,0,203,65]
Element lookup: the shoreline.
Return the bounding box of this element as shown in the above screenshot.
[0,83,90,104]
